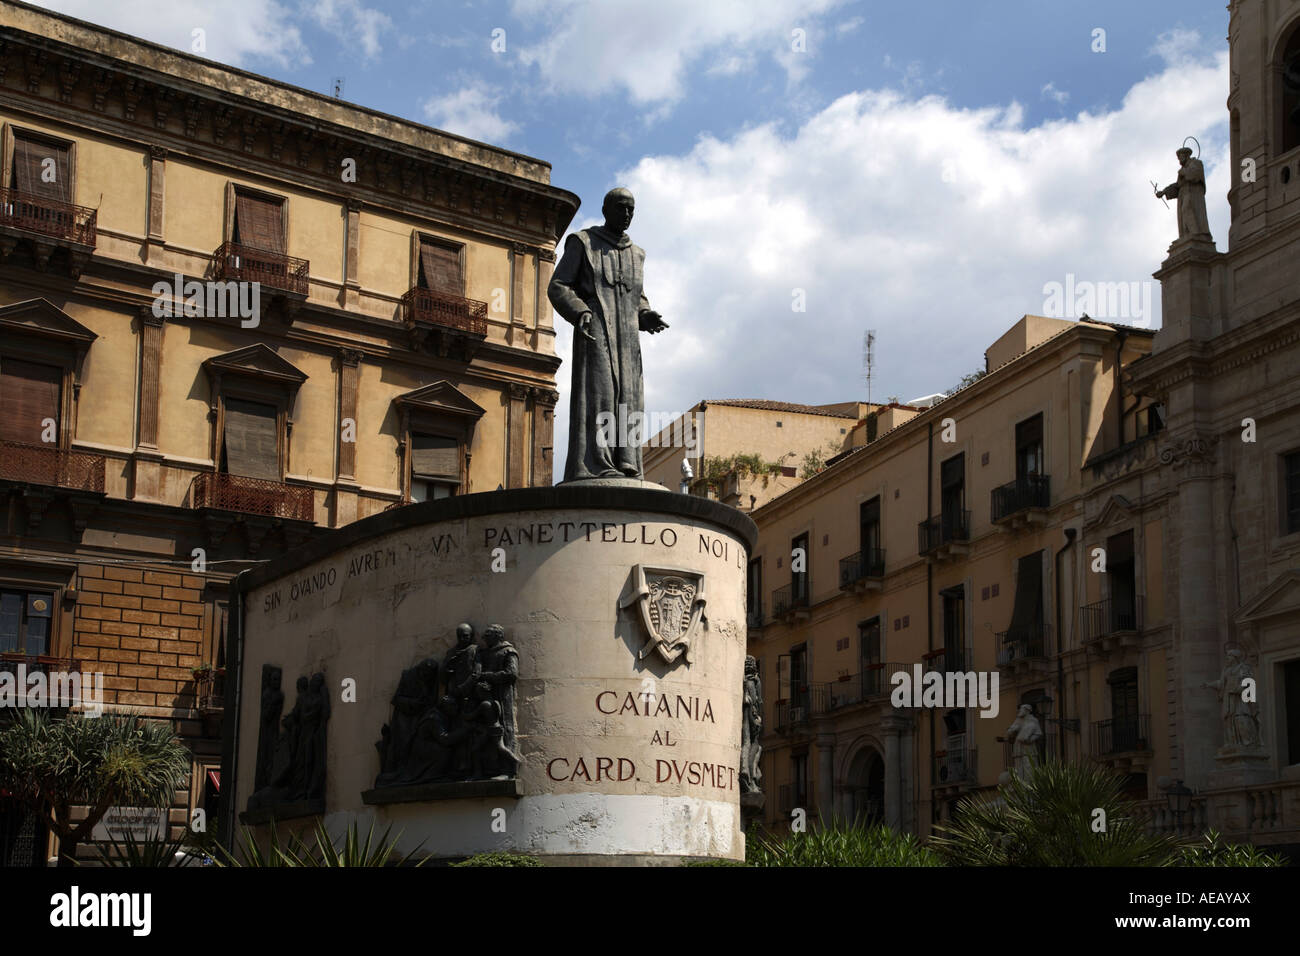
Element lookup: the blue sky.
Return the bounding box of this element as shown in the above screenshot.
[37,0,1234,464]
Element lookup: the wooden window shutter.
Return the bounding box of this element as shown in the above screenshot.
[410,433,459,479]
[418,239,462,294]
[222,398,280,480]
[0,358,61,444]
[1007,552,1044,638]
[234,191,285,253]
[12,136,70,202]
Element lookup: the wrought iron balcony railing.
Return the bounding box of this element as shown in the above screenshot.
[918,510,970,555]
[197,673,225,712]
[0,654,82,677]
[402,286,489,337]
[991,475,1050,522]
[190,471,314,522]
[838,548,886,588]
[1093,714,1151,755]
[772,581,810,618]
[774,684,828,731]
[0,440,105,493]
[0,187,97,246]
[1081,596,1144,642]
[826,662,910,708]
[996,624,1051,665]
[211,240,309,297]
[932,748,978,786]
[922,647,966,673]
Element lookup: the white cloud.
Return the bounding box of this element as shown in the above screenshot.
[421,83,520,143]
[552,35,1231,474]
[511,0,849,105]
[299,0,392,60]
[835,16,864,36]
[32,0,311,68]
[1041,82,1069,106]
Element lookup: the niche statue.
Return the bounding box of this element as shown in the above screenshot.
[246,670,330,812]
[740,656,763,794]
[373,623,519,788]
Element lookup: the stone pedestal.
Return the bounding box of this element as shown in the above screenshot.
[227,485,755,864]
[1207,751,1273,790]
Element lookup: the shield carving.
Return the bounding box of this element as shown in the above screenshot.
[619,565,707,665]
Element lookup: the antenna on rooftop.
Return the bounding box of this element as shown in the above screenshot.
[862,330,876,406]
[332,77,345,99]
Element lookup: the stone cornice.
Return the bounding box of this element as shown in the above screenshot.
[1128,306,1300,395]
[0,27,579,246]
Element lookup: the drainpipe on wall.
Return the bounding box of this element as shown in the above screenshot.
[1055,527,1077,761]
[218,568,250,856]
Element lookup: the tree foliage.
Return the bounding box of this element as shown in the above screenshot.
[0,709,190,865]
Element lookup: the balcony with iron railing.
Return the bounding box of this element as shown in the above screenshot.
[189,471,314,522]
[0,440,105,493]
[1093,714,1151,756]
[772,581,811,621]
[918,510,970,557]
[0,187,97,247]
[196,672,225,712]
[402,286,489,337]
[922,646,966,674]
[826,662,910,709]
[774,684,828,731]
[931,747,978,787]
[996,624,1051,667]
[211,240,310,297]
[991,475,1050,525]
[1081,596,1144,644]
[838,548,885,591]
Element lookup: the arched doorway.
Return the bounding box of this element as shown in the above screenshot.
[847,748,885,826]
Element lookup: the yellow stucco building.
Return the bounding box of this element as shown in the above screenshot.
[0,1,576,862]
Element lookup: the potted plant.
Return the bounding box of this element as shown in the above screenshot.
[191,663,215,682]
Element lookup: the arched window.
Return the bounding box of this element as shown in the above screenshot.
[1280,23,1300,155]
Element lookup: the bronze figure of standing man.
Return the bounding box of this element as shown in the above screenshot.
[548,188,668,481]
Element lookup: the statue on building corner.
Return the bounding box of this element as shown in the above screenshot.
[1154,143,1212,243]
[1202,647,1262,751]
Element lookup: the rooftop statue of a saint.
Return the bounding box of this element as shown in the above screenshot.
[548,188,668,481]
[1155,146,1212,243]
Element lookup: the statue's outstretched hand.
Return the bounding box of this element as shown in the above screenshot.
[640,310,669,334]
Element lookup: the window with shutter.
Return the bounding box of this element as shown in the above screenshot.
[410,432,460,500]
[233,190,286,253]
[0,357,61,445]
[12,135,71,203]
[418,239,463,294]
[1007,551,1045,641]
[221,398,280,480]
[0,588,54,656]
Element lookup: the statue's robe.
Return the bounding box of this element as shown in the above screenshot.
[1176,157,1211,239]
[548,225,654,480]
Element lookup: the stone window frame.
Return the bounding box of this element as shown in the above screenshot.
[1280,449,1300,538]
[408,230,467,295]
[223,181,290,251]
[0,302,97,452]
[1,123,78,198]
[0,563,76,659]
[201,347,308,482]
[392,384,486,503]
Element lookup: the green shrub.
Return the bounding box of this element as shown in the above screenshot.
[1166,829,1286,867]
[747,818,943,867]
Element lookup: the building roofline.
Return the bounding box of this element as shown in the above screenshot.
[0,0,566,187]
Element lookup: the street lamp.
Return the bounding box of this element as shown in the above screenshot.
[1165,779,1193,835]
